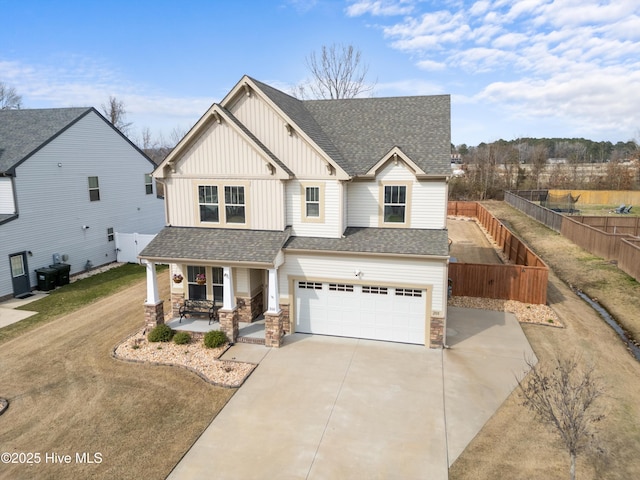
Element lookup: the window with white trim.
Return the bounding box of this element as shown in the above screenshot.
[107,227,114,242]
[199,185,219,223]
[224,186,245,223]
[212,267,223,304]
[88,176,100,201]
[305,186,320,217]
[362,286,388,295]
[144,174,153,195]
[384,185,406,223]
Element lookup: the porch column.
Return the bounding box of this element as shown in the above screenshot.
[267,267,280,313]
[222,266,236,310]
[143,261,164,331]
[219,266,238,342]
[144,261,160,304]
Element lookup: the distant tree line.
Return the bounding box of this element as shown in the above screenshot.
[450,137,640,200]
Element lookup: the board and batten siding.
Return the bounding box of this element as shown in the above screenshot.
[0,177,15,214]
[279,252,448,316]
[347,162,447,229]
[165,177,285,230]
[285,179,343,238]
[0,111,165,298]
[230,94,335,178]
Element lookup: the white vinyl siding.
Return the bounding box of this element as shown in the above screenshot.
[166,178,284,230]
[280,252,447,316]
[230,94,339,178]
[286,180,342,238]
[0,177,15,214]
[0,111,165,298]
[347,162,447,229]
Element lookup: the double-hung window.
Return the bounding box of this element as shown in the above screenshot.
[383,185,406,223]
[224,186,245,223]
[199,185,219,223]
[88,176,100,202]
[144,174,153,195]
[305,186,320,217]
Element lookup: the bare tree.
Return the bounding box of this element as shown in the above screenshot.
[101,96,132,134]
[0,82,22,109]
[517,354,606,480]
[295,43,375,99]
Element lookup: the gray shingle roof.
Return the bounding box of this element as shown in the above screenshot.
[139,227,292,265]
[303,96,451,176]
[0,108,91,173]
[248,77,451,177]
[284,227,449,257]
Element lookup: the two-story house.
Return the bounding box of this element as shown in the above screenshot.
[0,107,165,300]
[139,76,451,348]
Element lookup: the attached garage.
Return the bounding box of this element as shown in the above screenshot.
[295,280,428,345]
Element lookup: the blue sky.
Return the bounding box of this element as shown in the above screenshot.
[1,0,639,147]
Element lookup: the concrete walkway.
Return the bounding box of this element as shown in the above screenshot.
[168,306,535,479]
[0,293,47,328]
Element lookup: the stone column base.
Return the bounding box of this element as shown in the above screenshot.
[219,309,239,343]
[144,301,164,332]
[279,303,291,334]
[171,292,185,318]
[429,317,444,349]
[264,310,284,348]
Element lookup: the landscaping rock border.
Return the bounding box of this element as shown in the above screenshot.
[0,398,8,416]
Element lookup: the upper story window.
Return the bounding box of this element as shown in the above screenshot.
[383,185,406,223]
[199,185,219,223]
[301,183,324,223]
[88,176,100,201]
[305,187,320,217]
[107,227,114,242]
[144,174,153,195]
[224,186,245,224]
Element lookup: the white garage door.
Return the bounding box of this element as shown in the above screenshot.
[295,281,427,345]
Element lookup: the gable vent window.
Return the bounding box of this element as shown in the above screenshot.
[384,185,406,223]
[329,283,354,292]
[107,227,114,242]
[199,185,219,223]
[224,186,245,224]
[362,286,388,295]
[144,174,153,195]
[395,288,422,297]
[88,176,100,202]
[298,281,322,290]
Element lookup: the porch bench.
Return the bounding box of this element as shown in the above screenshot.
[179,299,218,324]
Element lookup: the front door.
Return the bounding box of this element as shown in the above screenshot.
[9,252,30,297]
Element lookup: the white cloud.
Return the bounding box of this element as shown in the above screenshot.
[416,59,447,71]
[346,0,416,17]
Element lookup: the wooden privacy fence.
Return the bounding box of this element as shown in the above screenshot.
[507,191,640,282]
[504,191,563,232]
[448,201,549,304]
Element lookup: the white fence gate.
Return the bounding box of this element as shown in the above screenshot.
[115,233,157,263]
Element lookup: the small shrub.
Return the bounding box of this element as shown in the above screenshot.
[204,330,228,349]
[548,318,554,324]
[132,344,140,350]
[173,331,191,345]
[148,324,174,342]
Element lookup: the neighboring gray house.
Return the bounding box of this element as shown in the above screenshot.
[0,107,165,300]
[140,76,451,348]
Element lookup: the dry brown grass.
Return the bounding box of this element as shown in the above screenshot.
[449,200,640,480]
[0,272,234,480]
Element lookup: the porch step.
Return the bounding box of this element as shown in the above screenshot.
[236,336,265,345]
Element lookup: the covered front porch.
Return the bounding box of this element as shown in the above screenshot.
[138,226,292,348]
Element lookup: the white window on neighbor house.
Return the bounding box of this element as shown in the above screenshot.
[144,174,153,195]
[198,185,219,223]
[224,186,245,224]
[383,185,406,223]
[107,227,114,242]
[301,183,324,223]
[88,176,100,201]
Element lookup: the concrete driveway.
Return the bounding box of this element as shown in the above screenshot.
[168,307,535,479]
